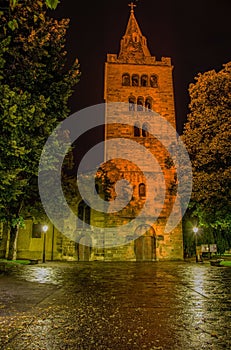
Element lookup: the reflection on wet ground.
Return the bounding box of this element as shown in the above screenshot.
[0,261,230,349]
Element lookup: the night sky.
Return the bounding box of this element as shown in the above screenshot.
[51,0,231,135]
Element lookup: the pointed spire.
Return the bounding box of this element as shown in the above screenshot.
[118,3,151,61]
[125,3,142,38]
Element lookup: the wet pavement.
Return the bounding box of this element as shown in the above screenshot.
[0,261,231,349]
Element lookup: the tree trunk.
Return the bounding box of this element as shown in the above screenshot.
[7,225,19,261]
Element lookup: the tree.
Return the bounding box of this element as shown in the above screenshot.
[0,0,80,259]
[7,0,60,11]
[182,62,231,239]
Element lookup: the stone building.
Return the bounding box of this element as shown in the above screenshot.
[0,4,183,262]
[101,4,183,261]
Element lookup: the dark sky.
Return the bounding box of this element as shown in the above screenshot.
[51,0,231,135]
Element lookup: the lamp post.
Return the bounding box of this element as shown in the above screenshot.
[193,227,199,262]
[42,225,48,263]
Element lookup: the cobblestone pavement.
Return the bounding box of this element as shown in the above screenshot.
[0,261,230,350]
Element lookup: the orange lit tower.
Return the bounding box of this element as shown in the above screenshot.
[102,3,183,260]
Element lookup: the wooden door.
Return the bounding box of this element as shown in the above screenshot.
[135,235,155,261]
[78,237,91,261]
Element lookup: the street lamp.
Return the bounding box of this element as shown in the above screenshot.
[42,225,48,263]
[193,227,199,262]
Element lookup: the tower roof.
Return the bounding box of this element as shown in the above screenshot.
[118,3,151,61]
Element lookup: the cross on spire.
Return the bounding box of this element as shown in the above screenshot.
[128,2,136,13]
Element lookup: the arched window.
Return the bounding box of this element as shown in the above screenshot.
[142,123,149,137]
[145,97,152,111]
[85,206,91,225]
[122,73,130,86]
[150,74,158,88]
[134,122,141,137]
[132,74,139,86]
[137,96,144,111]
[133,33,139,43]
[78,202,84,222]
[139,183,146,197]
[128,96,136,111]
[77,201,91,227]
[141,75,148,87]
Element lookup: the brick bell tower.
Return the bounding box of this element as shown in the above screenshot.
[102,3,183,261]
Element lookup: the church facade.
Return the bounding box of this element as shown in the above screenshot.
[0,5,183,262]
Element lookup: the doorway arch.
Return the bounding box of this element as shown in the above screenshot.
[77,234,92,261]
[134,224,156,261]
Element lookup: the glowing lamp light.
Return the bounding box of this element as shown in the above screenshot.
[193,227,198,234]
[42,225,48,233]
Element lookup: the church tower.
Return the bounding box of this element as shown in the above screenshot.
[102,3,183,261]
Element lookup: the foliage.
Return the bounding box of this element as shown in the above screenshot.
[8,0,60,10]
[0,0,80,258]
[214,229,230,255]
[182,62,231,235]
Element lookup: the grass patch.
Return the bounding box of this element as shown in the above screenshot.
[220,260,231,267]
[0,258,31,265]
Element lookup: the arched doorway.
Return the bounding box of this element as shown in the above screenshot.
[77,234,91,261]
[134,224,156,261]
